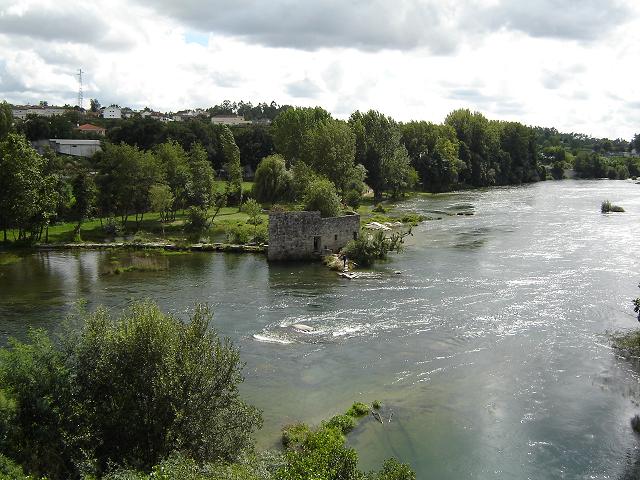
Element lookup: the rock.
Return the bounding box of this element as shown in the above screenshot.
[394,271,402,275]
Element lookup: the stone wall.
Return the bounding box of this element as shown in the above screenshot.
[268,211,360,261]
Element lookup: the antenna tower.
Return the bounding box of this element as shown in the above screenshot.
[77,68,83,110]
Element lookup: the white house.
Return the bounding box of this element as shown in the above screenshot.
[11,106,67,120]
[32,139,102,158]
[102,106,122,119]
[211,115,251,126]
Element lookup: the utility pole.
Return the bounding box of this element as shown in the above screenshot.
[77,68,83,110]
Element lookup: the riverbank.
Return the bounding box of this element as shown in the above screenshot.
[34,241,266,254]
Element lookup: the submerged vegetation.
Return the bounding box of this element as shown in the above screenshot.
[601,200,625,213]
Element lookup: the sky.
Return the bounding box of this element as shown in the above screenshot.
[0,0,638,140]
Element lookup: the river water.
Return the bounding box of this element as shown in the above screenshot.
[1,180,640,479]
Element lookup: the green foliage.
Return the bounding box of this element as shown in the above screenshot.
[0,134,47,242]
[96,142,163,228]
[185,206,209,233]
[0,101,12,139]
[253,155,291,204]
[344,189,362,209]
[372,203,387,213]
[550,161,565,180]
[278,427,360,480]
[349,110,417,200]
[272,107,332,165]
[601,200,624,213]
[155,141,191,216]
[366,459,415,480]
[0,454,34,480]
[324,415,356,434]
[149,184,175,224]
[243,198,263,226]
[225,224,252,244]
[301,119,361,198]
[0,329,73,479]
[345,402,370,418]
[0,301,262,479]
[303,178,341,218]
[281,423,312,449]
[187,143,216,209]
[372,400,382,410]
[221,125,243,205]
[342,229,410,267]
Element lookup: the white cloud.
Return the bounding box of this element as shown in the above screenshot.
[0,0,638,139]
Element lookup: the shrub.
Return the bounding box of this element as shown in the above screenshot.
[281,423,311,449]
[324,414,356,434]
[0,301,262,479]
[601,200,625,213]
[344,189,362,209]
[225,224,252,244]
[342,229,410,267]
[346,402,370,418]
[372,203,387,213]
[372,400,382,410]
[185,206,209,232]
[369,458,416,480]
[304,178,341,218]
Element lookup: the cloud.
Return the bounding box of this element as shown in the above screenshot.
[468,0,631,42]
[133,0,461,54]
[286,77,323,98]
[0,2,134,50]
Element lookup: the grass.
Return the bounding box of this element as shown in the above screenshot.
[104,252,169,275]
[611,329,640,357]
[5,206,270,247]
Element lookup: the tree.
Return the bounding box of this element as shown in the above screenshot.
[243,198,262,239]
[154,141,191,219]
[272,107,331,165]
[349,110,416,200]
[0,134,45,242]
[304,178,341,218]
[149,184,174,235]
[401,121,460,192]
[632,133,640,153]
[301,119,359,199]
[70,170,97,240]
[0,101,12,139]
[0,301,262,479]
[220,125,243,208]
[95,143,163,229]
[186,143,215,209]
[253,154,291,204]
[89,99,101,113]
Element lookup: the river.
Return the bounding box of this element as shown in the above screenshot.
[1,180,640,479]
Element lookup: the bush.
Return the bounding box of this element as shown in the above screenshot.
[601,200,625,213]
[0,301,262,479]
[324,414,356,434]
[282,423,312,449]
[342,229,410,267]
[304,178,341,218]
[372,203,387,213]
[344,189,362,209]
[185,206,209,232]
[346,402,370,418]
[226,223,252,244]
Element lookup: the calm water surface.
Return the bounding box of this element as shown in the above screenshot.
[2,180,640,479]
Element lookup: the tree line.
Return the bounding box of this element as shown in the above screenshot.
[0,120,243,243]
